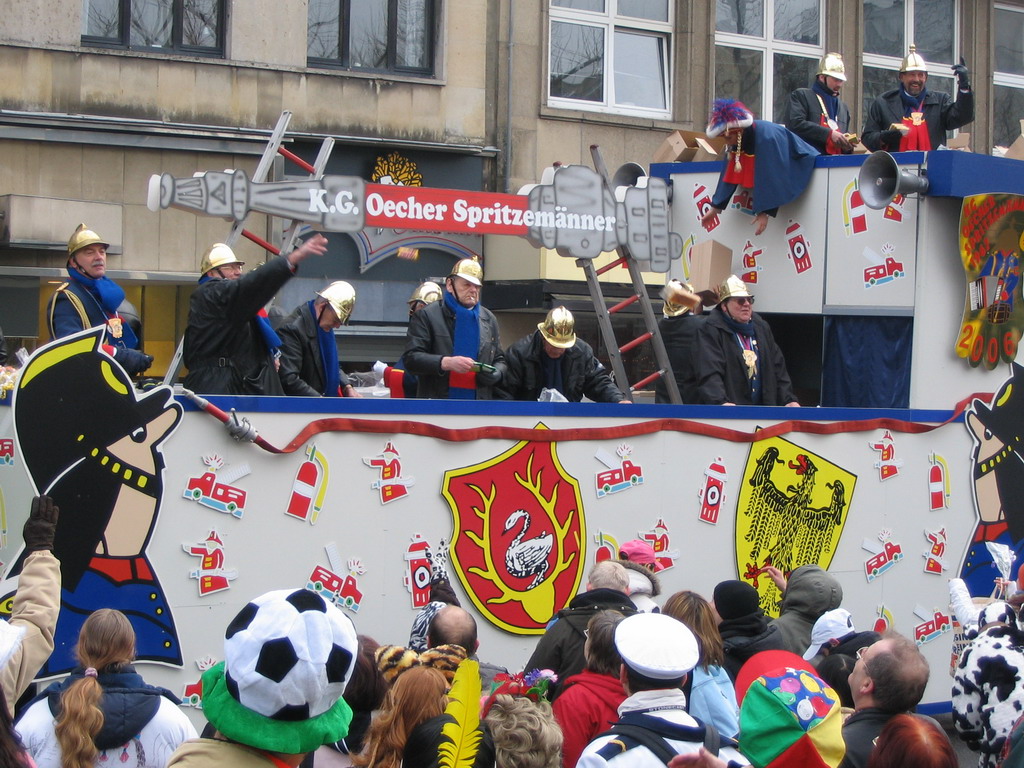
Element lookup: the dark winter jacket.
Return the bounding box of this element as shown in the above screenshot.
[501,331,624,403]
[718,614,789,682]
[786,87,852,154]
[402,298,506,399]
[862,87,974,152]
[838,708,898,768]
[47,278,151,375]
[183,257,294,396]
[553,670,628,768]
[772,564,843,655]
[524,588,637,695]
[655,313,704,404]
[697,308,797,406]
[276,303,352,397]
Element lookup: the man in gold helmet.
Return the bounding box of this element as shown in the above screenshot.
[501,306,629,403]
[47,224,153,376]
[377,281,444,398]
[785,53,856,155]
[655,280,707,404]
[696,276,799,406]
[403,258,506,399]
[182,234,328,395]
[277,281,361,398]
[862,45,973,152]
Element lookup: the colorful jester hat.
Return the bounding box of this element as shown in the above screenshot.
[706,99,754,138]
[480,669,558,718]
[734,651,845,768]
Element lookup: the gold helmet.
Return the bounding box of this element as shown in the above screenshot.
[317,281,356,324]
[538,306,577,349]
[900,44,928,73]
[449,258,483,286]
[408,281,442,307]
[199,243,245,275]
[662,279,699,318]
[718,274,753,301]
[67,224,109,256]
[817,52,846,82]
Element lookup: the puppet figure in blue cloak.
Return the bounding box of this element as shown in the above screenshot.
[961,362,1024,596]
[3,328,182,676]
[699,99,819,237]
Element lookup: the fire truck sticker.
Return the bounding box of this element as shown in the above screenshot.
[698,457,729,524]
[443,425,585,634]
[842,178,868,237]
[927,453,950,510]
[183,455,250,518]
[307,544,366,613]
[363,441,415,504]
[594,444,643,498]
[0,438,14,466]
[869,430,902,480]
[183,530,237,596]
[286,444,329,523]
[862,529,904,582]
[862,243,905,288]
[913,604,952,646]
[180,655,217,709]
[640,518,678,571]
[922,527,948,575]
[735,437,855,617]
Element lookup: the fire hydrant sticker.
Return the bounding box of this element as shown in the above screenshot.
[698,457,729,525]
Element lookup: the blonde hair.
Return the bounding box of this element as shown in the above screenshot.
[663,591,725,670]
[484,695,562,768]
[353,666,448,768]
[55,610,136,768]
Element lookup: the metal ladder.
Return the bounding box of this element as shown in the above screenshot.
[163,111,335,385]
[578,145,681,404]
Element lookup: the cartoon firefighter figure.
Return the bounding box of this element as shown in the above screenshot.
[184,530,237,595]
[363,441,415,504]
[869,430,903,480]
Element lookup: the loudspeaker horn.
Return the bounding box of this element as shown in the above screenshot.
[858,151,930,210]
[612,162,648,202]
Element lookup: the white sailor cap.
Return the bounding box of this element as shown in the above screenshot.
[614,613,699,679]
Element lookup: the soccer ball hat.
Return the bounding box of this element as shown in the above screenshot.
[202,588,359,754]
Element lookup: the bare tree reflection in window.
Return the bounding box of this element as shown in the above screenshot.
[714,46,762,115]
[774,0,818,45]
[773,53,816,122]
[863,0,904,56]
[914,0,953,64]
[308,0,341,59]
[83,0,120,39]
[550,21,604,102]
[994,86,1024,149]
[131,0,172,47]
[183,0,219,48]
[716,0,764,37]
[350,0,388,69]
[397,0,429,69]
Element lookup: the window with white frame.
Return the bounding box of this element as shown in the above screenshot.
[308,0,436,76]
[861,0,958,122]
[82,0,223,54]
[994,4,1024,150]
[548,0,672,118]
[713,0,823,122]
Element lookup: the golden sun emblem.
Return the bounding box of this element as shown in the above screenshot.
[371,151,423,187]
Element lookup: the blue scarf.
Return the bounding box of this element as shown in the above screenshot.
[899,86,928,117]
[812,79,839,121]
[198,274,282,357]
[720,307,762,404]
[444,290,480,399]
[310,300,341,396]
[67,268,139,350]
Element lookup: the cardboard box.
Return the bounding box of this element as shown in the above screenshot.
[688,239,732,293]
[652,130,727,164]
[1005,120,1024,161]
[945,132,972,152]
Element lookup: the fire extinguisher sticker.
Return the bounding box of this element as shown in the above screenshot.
[285,443,330,524]
[842,179,869,237]
[363,441,415,504]
[927,453,950,510]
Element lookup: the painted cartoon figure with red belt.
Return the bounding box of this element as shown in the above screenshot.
[2,327,183,676]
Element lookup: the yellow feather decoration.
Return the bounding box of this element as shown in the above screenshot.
[438,659,482,768]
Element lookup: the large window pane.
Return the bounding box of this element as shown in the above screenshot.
[774,0,819,45]
[308,0,341,59]
[619,0,668,23]
[553,0,605,10]
[994,85,1024,148]
[715,46,763,116]
[83,0,120,39]
[915,0,954,63]
[773,53,817,122]
[550,21,605,101]
[396,0,430,69]
[864,0,904,56]
[717,0,764,36]
[350,0,388,69]
[862,65,897,120]
[996,8,1024,76]
[131,0,173,47]
[614,30,666,109]
[183,0,220,48]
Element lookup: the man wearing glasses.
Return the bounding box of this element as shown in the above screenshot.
[696,275,799,406]
[840,634,931,768]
